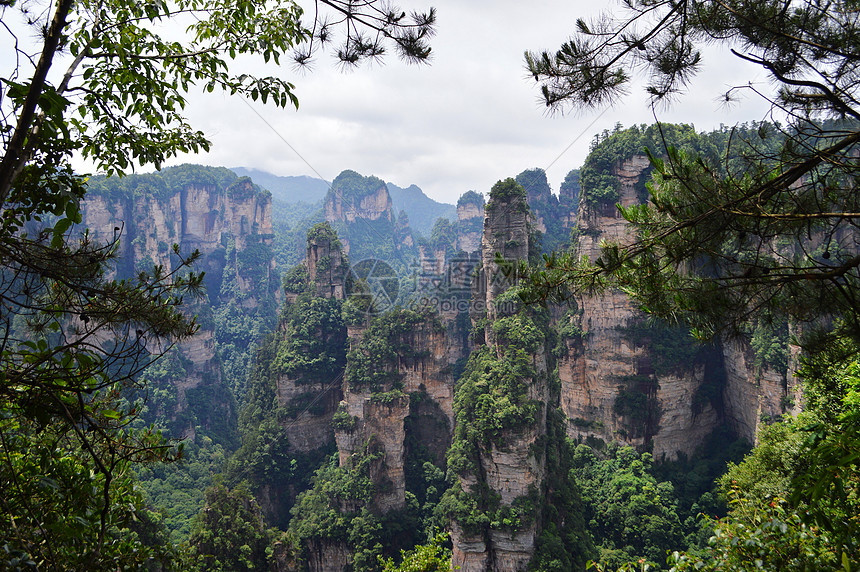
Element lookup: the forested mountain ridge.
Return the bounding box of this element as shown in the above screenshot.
[229,166,457,236]
[562,124,800,457]
[82,164,281,443]
[58,122,849,571]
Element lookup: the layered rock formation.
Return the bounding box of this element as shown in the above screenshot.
[335,310,459,512]
[722,337,800,443]
[456,191,485,254]
[306,224,348,300]
[323,169,404,260]
[84,175,273,297]
[324,174,394,224]
[450,178,549,571]
[559,154,796,456]
[82,168,277,439]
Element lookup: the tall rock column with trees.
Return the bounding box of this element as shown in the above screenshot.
[555,127,733,458]
[526,0,860,567]
[444,179,555,571]
[0,0,435,566]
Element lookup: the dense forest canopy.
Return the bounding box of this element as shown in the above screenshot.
[1,0,859,570]
[0,0,434,568]
[524,0,860,568]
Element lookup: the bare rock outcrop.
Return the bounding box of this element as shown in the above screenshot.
[456,192,485,254]
[451,178,547,571]
[322,170,399,259]
[560,154,797,457]
[81,171,275,437]
[722,337,799,444]
[324,182,394,224]
[306,224,348,300]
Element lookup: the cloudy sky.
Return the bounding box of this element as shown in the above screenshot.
[8,1,776,205]
[169,0,779,204]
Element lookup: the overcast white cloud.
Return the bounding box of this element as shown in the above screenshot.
[6,1,776,204]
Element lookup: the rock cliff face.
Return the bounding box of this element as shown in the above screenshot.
[558,169,580,229]
[722,337,800,443]
[323,170,400,259]
[81,169,276,439]
[559,155,796,457]
[477,188,530,331]
[451,179,548,571]
[515,168,575,253]
[335,313,458,513]
[84,178,273,292]
[456,193,485,254]
[281,219,463,570]
[324,180,394,224]
[306,226,348,300]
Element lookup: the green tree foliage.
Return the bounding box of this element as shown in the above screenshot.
[0,206,201,568]
[485,177,529,215]
[287,449,386,568]
[446,342,542,476]
[229,281,346,526]
[525,0,860,347]
[345,308,436,392]
[379,530,451,572]
[650,427,750,530]
[573,444,686,570]
[525,0,858,114]
[719,419,805,506]
[1,0,435,194]
[0,0,433,567]
[189,482,274,571]
[272,296,347,384]
[0,415,184,570]
[134,437,229,541]
[667,492,841,572]
[529,409,596,572]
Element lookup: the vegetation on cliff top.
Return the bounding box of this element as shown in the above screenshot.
[526,0,860,567]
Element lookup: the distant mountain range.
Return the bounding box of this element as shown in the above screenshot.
[230,167,330,204]
[385,182,456,235]
[230,167,456,236]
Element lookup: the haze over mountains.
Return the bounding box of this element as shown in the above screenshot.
[231,167,458,235]
[66,121,824,570]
